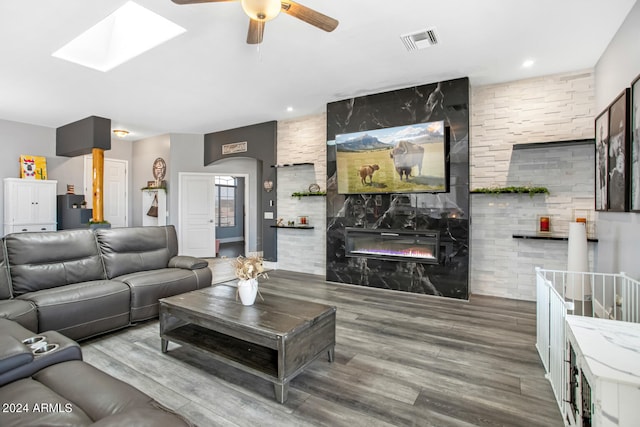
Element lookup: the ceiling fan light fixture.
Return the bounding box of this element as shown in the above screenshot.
[241,0,281,22]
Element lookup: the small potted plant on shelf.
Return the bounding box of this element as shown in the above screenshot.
[470,186,549,197]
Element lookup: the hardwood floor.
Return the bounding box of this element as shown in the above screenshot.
[218,241,245,258]
[81,270,563,427]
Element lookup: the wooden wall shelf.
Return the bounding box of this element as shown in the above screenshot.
[271,163,314,168]
[291,192,326,198]
[512,233,598,243]
[271,225,314,230]
[512,139,594,150]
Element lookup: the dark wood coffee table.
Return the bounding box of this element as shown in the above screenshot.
[159,285,336,403]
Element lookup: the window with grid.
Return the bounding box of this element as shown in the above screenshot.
[215,176,236,227]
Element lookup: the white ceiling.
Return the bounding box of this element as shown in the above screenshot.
[0,0,636,141]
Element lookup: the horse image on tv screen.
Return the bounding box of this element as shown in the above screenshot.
[334,120,448,194]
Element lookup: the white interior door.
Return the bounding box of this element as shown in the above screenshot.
[179,173,216,257]
[84,156,128,227]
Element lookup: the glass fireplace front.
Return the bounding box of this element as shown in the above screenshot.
[344,228,439,264]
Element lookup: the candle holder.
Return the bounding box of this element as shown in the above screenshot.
[572,209,589,224]
[537,215,551,234]
[572,209,594,238]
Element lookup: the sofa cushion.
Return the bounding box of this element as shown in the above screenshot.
[90,405,193,427]
[96,226,180,279]
[0,360,192,426]
[0,299,37,332]
[0,377,94,426]
[18,280,131,340]
[168,255,209,270]
[116,268,203,321]
[0,241,12,300]
[34,361,191,425]
[5,230,106,296]
[35,361,154,420]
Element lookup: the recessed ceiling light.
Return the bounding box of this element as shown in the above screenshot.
[52,1,186,72]
[286,106,294,112]
[522,59,535,68]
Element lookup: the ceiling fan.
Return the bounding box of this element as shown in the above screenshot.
[171,0,339,44]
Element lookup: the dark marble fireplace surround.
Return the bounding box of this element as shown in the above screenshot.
[326,78,470,299]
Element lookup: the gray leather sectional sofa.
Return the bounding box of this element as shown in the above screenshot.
[0,318,192,426]
[0,225,212,340]
[0,225,209,426]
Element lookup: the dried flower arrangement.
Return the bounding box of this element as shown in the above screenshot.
[233,255,269,281]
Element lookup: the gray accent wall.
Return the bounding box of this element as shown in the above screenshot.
[204,121,276,261]
[169,133,260,254]
[594,1,640,277]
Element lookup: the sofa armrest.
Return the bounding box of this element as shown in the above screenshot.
[0,335,33,376]
[168,256,208,270]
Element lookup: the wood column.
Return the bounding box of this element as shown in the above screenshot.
[92,148,105,222]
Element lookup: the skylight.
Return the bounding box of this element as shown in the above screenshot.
[52,1,186,72]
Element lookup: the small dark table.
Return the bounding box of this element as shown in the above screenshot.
[159,285,336,403]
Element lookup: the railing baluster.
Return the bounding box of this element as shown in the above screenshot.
[536,268,640,422]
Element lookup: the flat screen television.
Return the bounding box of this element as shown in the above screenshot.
[334,120,449,194]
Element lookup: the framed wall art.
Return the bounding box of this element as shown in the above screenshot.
[631,74,640,212]
[606,89,631,212]
[594,109,609,211]
[19,155,47,180]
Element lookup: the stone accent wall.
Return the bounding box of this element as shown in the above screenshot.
[471,70,595,187]
[275,114,327,275]
[273,70,598,299]
[470,70,597,300]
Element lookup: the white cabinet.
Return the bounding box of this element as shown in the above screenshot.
[4,178,57,235]
[142,189,167,226]
[565,315,640,427]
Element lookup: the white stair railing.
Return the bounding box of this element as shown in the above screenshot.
[535,267,640,421]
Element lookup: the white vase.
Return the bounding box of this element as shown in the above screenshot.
[237,278,258,306]
[566,222,591,300]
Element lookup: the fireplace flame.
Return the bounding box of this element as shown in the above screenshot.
[352,247,435,259]
[345,228,439,263]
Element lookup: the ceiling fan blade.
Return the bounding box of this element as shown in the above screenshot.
[171,0,237,4]
[246,19,264,44]
[281,1,338,32]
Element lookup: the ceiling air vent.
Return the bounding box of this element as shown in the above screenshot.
[400,28,439,52]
